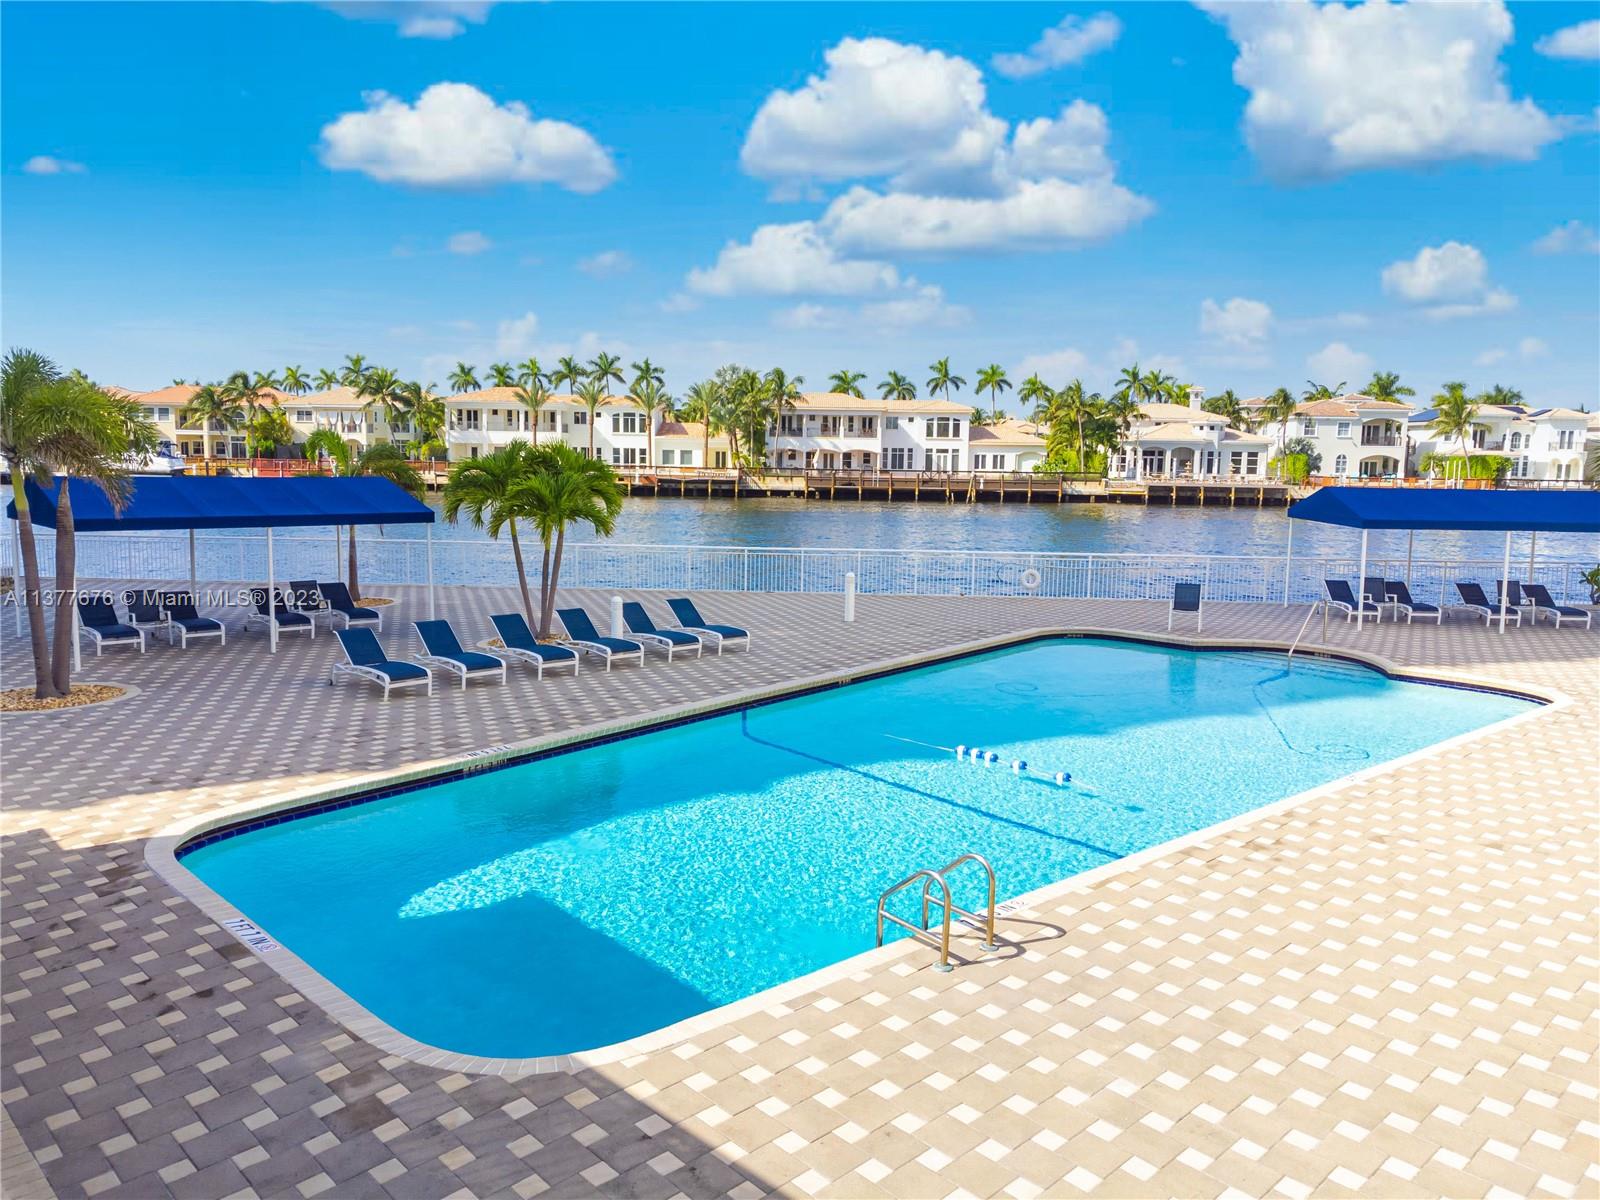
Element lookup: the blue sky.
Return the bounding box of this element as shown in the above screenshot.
[4,1,1598,414]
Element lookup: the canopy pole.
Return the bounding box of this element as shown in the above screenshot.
[1356,528,1369,630]
[188,528,197,598]
[267,526,277,654]
[1498,530,1511,635]
[334,524,341,583]
[1405,529,1414,585]
[1527,531,1536,583]
[426,525,436,619]
[1281,518,1294,606]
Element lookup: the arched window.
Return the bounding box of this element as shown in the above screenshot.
[1334,454,1348,475]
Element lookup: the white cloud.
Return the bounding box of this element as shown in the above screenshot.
[22,155,86,175]
[1008,101,1114,181]
[447,230,491,255]
[1011,348,1091,384]
[993,13,1122,79]
[1474,335,1552,367]
[319,83,616,192]
[1474,348,1507,367]
[577,249,633,277]
[1381,241,1516,319]
[1198,0,1562,179]
[1306,342,1373,383]
[685,222,903,297]
[773,285,968,332]
[320,2,494,40]
[1532,219,1600,255]
[659,293,701,314]
[494,312,539,358]
[1285,311,1370,332]
[1199,296,1273,348]
[1518,336,1550,359]
[1535,19,1600,60]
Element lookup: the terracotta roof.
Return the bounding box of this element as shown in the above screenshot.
[655,420,730,445]
[969,419,1045,447]
[790,392,969,414]
[1135,402,1206,422]
[1135,422,1269,445]
[1293,395,1414,417]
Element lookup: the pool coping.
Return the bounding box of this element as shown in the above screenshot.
[142,625,1570,1079]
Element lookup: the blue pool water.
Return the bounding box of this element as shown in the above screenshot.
[181,639,1531,1058]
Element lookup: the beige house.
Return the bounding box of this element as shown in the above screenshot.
[968,419,1047,472]
[1111,401,1272,479]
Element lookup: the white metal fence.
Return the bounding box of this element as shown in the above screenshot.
[2,531,1594,606]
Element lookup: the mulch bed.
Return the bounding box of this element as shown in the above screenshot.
[1,684,127,713]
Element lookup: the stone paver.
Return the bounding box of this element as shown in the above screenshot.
[3,583,1597,1199]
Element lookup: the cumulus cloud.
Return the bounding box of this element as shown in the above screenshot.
[578,249,633,277]
[22,155,86,175]
[1198,0,1563,179]
[1381,241,1516,319]
[773,285,968,332]
[1011,348,1092,383]
[1199,296,1273,348]
[685,222,903,297]
[447,230,492,255]
[494,312,539,358]
[1518,336,1550,359]
[1532,219,1600,255]
[319,2,494,40]
[1307,342,1373,383]
[319,83,616,192]
[993,13,1122,79]
[1535,19,1600,60]
[1474,347,1507,367]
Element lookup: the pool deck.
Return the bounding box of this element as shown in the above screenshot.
[2,586,1596,1200]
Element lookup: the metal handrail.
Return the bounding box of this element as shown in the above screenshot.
[877,853,1000,973]
[1286,600,1323,669]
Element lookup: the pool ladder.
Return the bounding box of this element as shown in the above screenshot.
[876,853,1000,973]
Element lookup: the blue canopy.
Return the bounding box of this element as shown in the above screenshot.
[7,475,435,531]
[1288,486,1600,534]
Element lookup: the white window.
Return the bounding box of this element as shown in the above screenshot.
[888,447,913,470]
[609,447,641,466]
[1336,421,1351,438]
[928,417,961,438]
[611,412,641,434]
[1508,431,1522,450]
[1300,419,1315,437]
[459,410,480,430]
[973,453,987,470]
[1557,429,1576,449]
[294,409,312,423]
[154,406,172,422]
[885,416,900,430]
[1334,453,1348,475]
[573,411,587,426]
[660,449,675,465]
[680,449,693,466]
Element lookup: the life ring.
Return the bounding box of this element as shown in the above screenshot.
[1020,567,1042,591]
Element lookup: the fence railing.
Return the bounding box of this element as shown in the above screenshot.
[3,533,1594,607]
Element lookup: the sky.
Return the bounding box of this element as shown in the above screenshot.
[3,1,1598,417]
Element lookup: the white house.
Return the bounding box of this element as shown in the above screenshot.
[1408,404,1589,481]
[765,394,972,472]
[1251,395,1414,479]
[968,419,1047,472]
[1110,401,1271,479]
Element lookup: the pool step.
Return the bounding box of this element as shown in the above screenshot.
[876,853,1001,973]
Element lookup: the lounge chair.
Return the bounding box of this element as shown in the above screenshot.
[555,607,645,671]
[1496,580,1532,613]
[1323,579,1381,623]
[330,628,431,698]
[487,613,581,679]
[1453,582,1521,626]
[1362,576,1396,619]
[1522,583,1593,629]
[244,588,315,639]
[159,591,226,647]
[288,579,336,626]
[1383,581,1441,625]
[665,598,751,653]
[1168,582,1202,632]
[123,589,168,636]
[622,601,704,661]
[412,620,507,688]
[318,581,382,631]
[77,595,145,655]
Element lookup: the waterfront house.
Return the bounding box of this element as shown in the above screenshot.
[1109,400,1271,480]
[764,393,973,472]
[1407,404,1588,482]
[1249,394,1414,480]
[968,419,1047,472]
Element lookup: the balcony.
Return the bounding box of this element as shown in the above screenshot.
[1358,432,1400,447]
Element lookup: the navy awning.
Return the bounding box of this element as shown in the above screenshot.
[7,475,435,531]
[1288,486,1600,534]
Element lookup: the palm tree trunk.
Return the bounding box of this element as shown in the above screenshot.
[347,525,361,601]
[647,420,653,468]
[536,534,554,638]
[588,420,595,459]
[531,410,538,448]
[49,479,76,695]
[702,425,710,469]
[508,519,535,624]
[8,470,59,698]
[541,526,566,639]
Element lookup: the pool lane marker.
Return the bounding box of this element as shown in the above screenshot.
[881,734,1144,813]
[221,917,280,955]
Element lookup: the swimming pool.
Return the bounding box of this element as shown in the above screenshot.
[179,637,1532,1059]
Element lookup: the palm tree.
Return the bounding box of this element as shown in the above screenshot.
[448,362,480,393]
[403,383,446,458]
[1303,379,1346,401]
[631,379,671,465]
[301,431,424,598]
[314,368,340,392]
[1103,389,1143,478]
[1364,371,1414,403]
[251,370,281,392]
[487,363,516,388]
[1018,374,1052,422]
[926,357,965,403]
[588,351,624,397]
[575,377,606,457]
[357,366,409,434]
[828,369,866,398]
[678,381,719,467]
[975,364,1011,422]
[1052,379,1097,468]
[340,354,368,386]
[1480,384,1524,407]
[442,441,544,622]
[1114,363,1144,406]
[1,350,157,697]
[280,366,311,395]
[514,379,551,445]
[1261,386,1300,466]
[763,368,803,467]
[879,370,917,402]
[630,357,664,391]
[516,357,546,390]
[220,370,273,457]
[551,355,583,396]
[520,443,625,638]
[180,385,245,456]
[1430,381,1480,480]
[1143,369,1177,404]
[1201,389,1245,428]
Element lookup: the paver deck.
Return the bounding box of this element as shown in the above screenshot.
[3,585,1597,1200]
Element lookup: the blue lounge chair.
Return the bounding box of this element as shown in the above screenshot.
[1522,583,1593,629]
[622,602,703,661]
[77,594,145,655]
[488,613,580,679]
[330,628,431,698]
[245,588,315,639]
[1496,580,1532,612]
[318,581,382,631]
[123,589,167,636]
[555,607,645,671]
[1383,581,1440,625]
[665,598,751,654]
[288,579,337,627]
[159,591,226,648]
[1362,576,1396,619]
[413,620,507,688]
[1168,582,1202,632]
[1323,579,1381,623]
[1454,582,1520,626]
